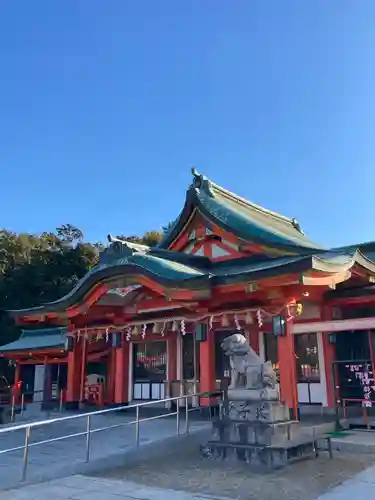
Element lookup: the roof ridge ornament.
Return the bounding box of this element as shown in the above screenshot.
[291,218,304,234]
[99,235,150,265]
[191,167,215,197]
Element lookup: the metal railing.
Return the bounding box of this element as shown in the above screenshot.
[10,389,65,422]
[0,390,222,483]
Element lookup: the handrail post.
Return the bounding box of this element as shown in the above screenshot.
[176,397,180,435]
[21,426,31,482]
[85,414,92,462]
[135,405,140,448]
[185,395,189,434]
[11,395,15,422]
[21,393,25,417]
[59,389,64,412]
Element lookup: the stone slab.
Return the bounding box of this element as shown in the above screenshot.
[315,463,375,499]
[0,410,210,491]
[0,475,233,500]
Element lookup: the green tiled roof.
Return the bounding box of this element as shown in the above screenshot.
[159,169,323,253]
[0,327,67,352]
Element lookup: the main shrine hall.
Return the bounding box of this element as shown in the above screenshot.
[3,169,375,418]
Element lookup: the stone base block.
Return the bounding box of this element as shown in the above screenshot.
[227,399,290,422]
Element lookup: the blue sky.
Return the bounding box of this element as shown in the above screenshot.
[0,1,374,247]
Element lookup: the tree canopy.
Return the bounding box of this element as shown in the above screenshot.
[0,225,164,349]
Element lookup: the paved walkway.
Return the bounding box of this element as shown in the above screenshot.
[316,463,375,500]
[0,409,209,490]
[0,475,231,499]
[2,463,375,500]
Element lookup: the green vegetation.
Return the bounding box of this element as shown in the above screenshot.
[0,224,164,348]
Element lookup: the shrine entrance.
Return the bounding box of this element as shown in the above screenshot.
[132,341,167,401]
[333,330,375,427]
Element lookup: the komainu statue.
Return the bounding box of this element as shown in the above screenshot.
[221,333,277,392]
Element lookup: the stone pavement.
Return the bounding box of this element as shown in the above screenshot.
[0,475,231,500]
[316,463,375,500]
[0,409,209,490]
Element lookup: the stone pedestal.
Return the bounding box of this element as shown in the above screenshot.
[201,389,307,468]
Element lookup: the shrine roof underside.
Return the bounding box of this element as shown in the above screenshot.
[7,169,375,320]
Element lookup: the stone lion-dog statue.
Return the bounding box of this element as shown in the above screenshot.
[221,333,277,391]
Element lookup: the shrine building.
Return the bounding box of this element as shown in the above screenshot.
[3,169,375,418]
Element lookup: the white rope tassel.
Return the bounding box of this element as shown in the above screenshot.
[234,314,241,331]
[160,320,167,337]
[141,324,147,339]
[256,309,263,328]
[180,319,186,336]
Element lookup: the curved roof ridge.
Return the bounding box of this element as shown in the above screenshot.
[191,168,305,234]
[210,181,296,226]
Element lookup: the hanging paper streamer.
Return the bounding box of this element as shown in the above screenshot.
[221,314,229,327]
[77,330,81,342]
[180,319,186,335]
[141,324,147,340]
[234,314,241,331]
[209,316,214,330]
[105,328,109,343]
[245,311,253,325]
[160,320,167,337]
[126,327,132,342]
[256,309,263,328]
[171,320,178,332]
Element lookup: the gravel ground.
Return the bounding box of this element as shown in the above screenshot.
[90,439,375,500]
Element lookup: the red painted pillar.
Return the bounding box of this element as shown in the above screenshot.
[66,340,83,406]
[278,317,299,419]
[114,336,130,404]
[106,348,116,404]
[199,326,216,406]
[322,306,336,408]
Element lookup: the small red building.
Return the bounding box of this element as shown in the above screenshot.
[4,169,375,416]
